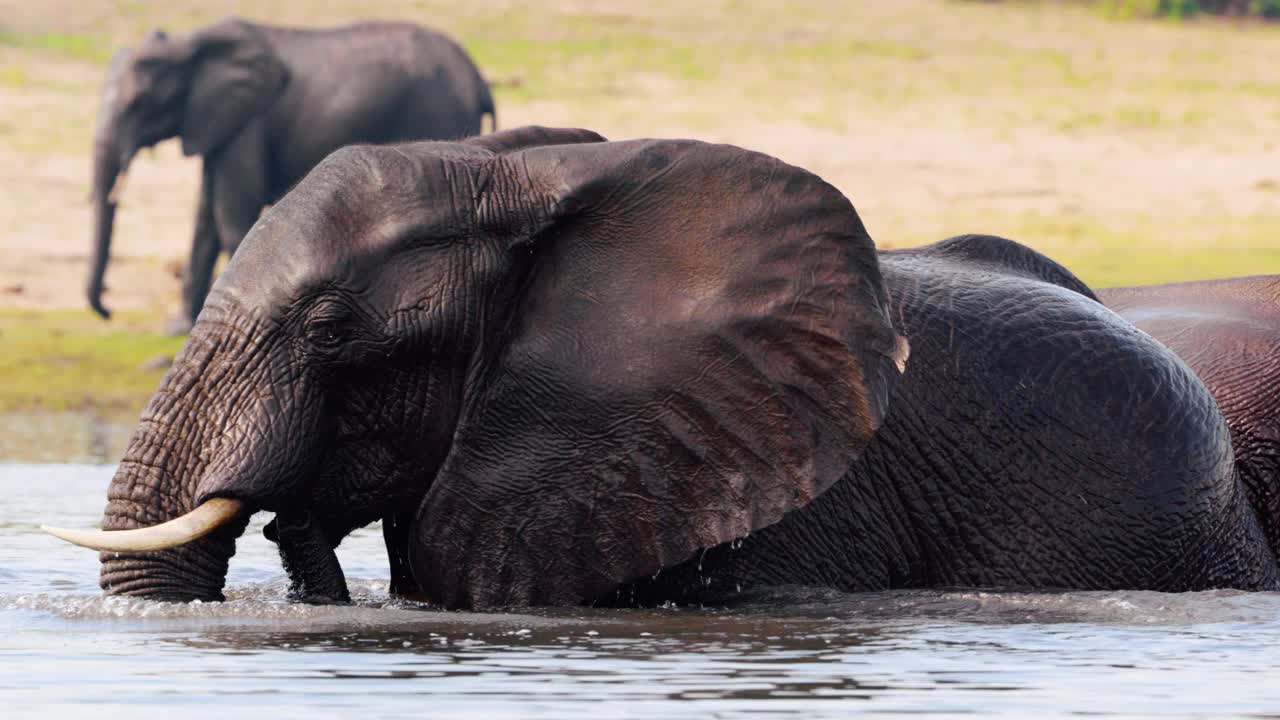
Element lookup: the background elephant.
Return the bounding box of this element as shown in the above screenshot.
[49,131,1279,610]
[1102,277,1280,560]
[89,17,495,332]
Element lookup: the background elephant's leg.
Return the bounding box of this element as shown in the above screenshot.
[211,185,263,259]
[382,509,424,599]
[207,127,269,291]
[275,512,350,604]
[174,164,220,334]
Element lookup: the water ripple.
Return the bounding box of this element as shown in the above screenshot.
[4,463,1280,718]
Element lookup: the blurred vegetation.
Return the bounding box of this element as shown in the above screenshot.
[0,30,112,63]
[0,309,182,415]
[985,0,1280,19]
[0,0,1278,418]
[1115,0,1280,18]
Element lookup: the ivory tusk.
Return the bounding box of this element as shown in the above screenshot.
[107,169,128,204]
[42,497,245,552]
[892,335,911,374]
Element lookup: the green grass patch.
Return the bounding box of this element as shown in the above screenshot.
[894,210,1280,287]
[0,30,111,64]
[785,38,931,63]
[0,104,94,153]
[465,33,716,103]
[0,63,29,87]
[1063,244,1280,287]
[0,309,184,416]
[1113,104,1164,128]
[3,0,1275,138]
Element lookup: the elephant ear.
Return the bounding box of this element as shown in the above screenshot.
[411,139,908,609]
[180,19,286,157]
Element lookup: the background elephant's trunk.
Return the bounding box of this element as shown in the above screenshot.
[87,137,126,320]
[97,330,250,601]
[87,48,138,321]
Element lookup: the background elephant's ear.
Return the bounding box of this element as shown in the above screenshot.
[179,19,286,157]
[412,139,908,609]
[461,126,607,154]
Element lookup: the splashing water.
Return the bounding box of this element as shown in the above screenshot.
[3,463,1280,719]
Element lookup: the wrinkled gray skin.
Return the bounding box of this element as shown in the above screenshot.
[628,237,1280,604]
[1102,277,1280,562]
[97,126,903,604]
[94,129,1280,609]
[90,17,495,332]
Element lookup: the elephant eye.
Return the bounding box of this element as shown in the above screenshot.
[306,318,346,349]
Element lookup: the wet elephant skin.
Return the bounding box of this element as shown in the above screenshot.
[86,129,1280,609]
[1103,277,1280,560]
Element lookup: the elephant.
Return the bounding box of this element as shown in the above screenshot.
[89,17,496,333]
[45,128,1279,609]
[1101,277,1280,561]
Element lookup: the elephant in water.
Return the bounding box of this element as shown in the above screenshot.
[46,128,1279,609]
[1102,276,1280,561]
[89,17,495,332]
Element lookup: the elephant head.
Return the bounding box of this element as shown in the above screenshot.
[50,127,906,609]
[88,18,286,319]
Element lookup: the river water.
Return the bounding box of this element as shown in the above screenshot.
[4,461,1280,718]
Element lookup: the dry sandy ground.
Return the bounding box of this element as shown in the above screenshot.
[2,0,1278,317]
[4,113,1276,314]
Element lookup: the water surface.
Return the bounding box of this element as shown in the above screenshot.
[4,463,1280,718]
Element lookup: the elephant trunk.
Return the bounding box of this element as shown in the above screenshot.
[97,453,248,602]
[90,309,329,601]
[87,48,143,320]
[97,478,248,601]
[87,131,132,320]
[96,331,249,600]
